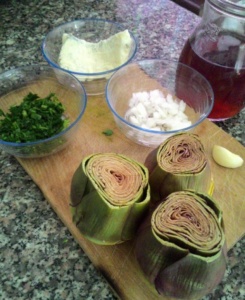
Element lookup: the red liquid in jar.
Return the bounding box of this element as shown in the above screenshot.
[179,33,245,120]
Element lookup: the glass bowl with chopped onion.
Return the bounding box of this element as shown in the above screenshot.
[41,19,137,96]
[106,59,214,147]
[0,64,87,158]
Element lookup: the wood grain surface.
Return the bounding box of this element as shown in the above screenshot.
[17,94,245,300]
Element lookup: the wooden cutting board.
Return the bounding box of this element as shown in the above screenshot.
[17,94,245,300]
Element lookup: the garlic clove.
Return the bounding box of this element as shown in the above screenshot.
[212,145,244,168]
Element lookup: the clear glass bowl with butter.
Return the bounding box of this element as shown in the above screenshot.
[42,18,137,96]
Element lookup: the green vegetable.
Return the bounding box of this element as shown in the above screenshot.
[0,92,69,143]
[135,190,227,300]
[102,129,113,136]
[145,133,214,202]
[70,153,150,245]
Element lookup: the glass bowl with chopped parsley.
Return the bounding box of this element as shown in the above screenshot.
[0,65,87,158]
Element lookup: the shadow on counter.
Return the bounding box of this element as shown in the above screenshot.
[171,0,204,15]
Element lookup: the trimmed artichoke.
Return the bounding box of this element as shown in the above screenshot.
[145,133,214,203]
[70,153,150,245]
[135,190,227,300]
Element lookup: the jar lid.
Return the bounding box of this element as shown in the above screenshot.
[208,0,245,17]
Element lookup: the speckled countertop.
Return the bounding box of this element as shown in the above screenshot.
[0,1,244,299]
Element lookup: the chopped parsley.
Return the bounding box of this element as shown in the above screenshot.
[0,92,70,143]
[102,129,113,136]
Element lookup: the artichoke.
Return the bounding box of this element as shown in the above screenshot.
[135,190,227,300]
[145,133,214,203]
[70,153,150,245]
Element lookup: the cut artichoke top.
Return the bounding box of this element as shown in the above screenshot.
[157,133,207,174]
[152,191,225,256]
[148,133,214,201]
[85,153,148,206]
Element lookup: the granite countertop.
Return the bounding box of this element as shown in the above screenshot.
[0,1,244,299]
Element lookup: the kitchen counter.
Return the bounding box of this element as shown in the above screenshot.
[0,1,244,299]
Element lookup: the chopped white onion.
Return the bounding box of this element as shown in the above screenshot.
[125,89,192,131]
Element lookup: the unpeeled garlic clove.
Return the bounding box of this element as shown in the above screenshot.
[212,145,244,168]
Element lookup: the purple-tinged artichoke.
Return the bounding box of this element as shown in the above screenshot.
[135,190,227,300]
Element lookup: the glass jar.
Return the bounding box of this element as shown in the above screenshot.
[179,0,245,121]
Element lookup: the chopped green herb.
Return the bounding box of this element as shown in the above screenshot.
[102,129,113,136]
[0,92,70,143]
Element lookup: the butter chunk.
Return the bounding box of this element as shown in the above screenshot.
[59,30,133,75]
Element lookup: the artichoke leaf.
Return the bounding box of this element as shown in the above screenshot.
[136,219,189,284]
[74,182,150,244]
[70,163,89,206]
[155,247,227,300]
[121,184,151,241]
[70,153,150,245]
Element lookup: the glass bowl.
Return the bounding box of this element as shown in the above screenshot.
[106,59,214,147]
[0,65,87,158]
[42,18,137,96]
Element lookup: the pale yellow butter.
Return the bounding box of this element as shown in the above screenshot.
[59,30,133,79]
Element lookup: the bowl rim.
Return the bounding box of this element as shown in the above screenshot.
[105,59,214,135]
[41,18,138,77]
[0,64,87,148]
